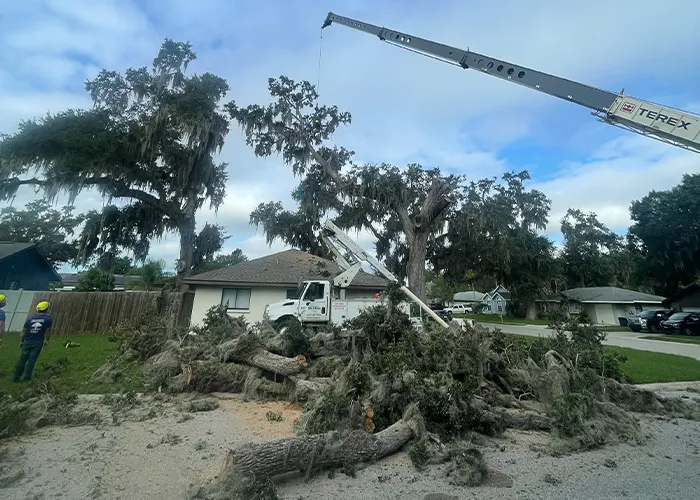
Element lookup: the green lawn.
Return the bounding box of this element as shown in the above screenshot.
[455,314,632,332]
[640,335,700,345]
[454,313,551,325]
[0,332,142,398]
[508,333,700,384]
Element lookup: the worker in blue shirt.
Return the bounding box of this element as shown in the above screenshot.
[14,301,53,383]
[0,293,6,346]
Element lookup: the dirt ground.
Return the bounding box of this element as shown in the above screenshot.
[1,389,700,500]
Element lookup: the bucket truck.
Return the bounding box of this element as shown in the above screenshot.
[263,221,450,328]
[322,13,700,154]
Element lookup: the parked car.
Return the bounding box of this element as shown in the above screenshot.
[627,309,674,333]
[445,304,473,315]
[428,303,453,323]
[660,312,700,335]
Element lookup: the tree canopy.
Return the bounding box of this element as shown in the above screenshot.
[0,199,84,268]
[0,39,231,285]
[227,76,459,299]
[628,173,700,296]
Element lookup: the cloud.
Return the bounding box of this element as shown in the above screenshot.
[2,0,700,273]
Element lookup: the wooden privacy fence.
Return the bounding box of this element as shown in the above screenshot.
[26,291,194,336]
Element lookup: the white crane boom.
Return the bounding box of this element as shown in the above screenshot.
[322,12,700,154]
[322,220,449,328]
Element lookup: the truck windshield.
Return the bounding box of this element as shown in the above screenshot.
[289,283,307,300]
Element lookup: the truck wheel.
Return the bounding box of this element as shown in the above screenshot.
[274,316,300,333]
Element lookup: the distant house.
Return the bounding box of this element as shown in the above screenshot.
[537,286,666,325]
[482,285,511,315]
[663,284,700,313]
[453,290,486,307]
[59,273,142,291]
[184,249,389,326]
[0,242,61,291]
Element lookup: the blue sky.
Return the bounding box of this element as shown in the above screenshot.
[1,0,699,272]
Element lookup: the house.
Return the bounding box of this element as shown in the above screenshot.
[184,249,390,326]
[663,283,700,313]
[452,290,486,307]
[58,273,142,291]
[482,285,511,315]
[0,242,61,291]
[537,286,667,325]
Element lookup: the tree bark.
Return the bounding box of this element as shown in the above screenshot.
[478,408,552,432]
[177,215,196,288]
[288,376,332,401]
[221,340,305,377]
[218,409,421,481]
[525,299,538,321]
[407,231,430,301]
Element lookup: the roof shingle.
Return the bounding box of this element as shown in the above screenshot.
[185,249,389,288]
[562,287,665,303]
[0,242,35,260]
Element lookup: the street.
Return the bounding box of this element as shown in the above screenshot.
[478,322,700,361]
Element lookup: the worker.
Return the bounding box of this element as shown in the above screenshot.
[13,301,53,383]
[0,293,6,346]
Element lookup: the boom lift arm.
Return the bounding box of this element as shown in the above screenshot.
[322,13,700,154]
[322,220,450,328]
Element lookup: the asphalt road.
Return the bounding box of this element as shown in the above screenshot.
[478,322,700,361]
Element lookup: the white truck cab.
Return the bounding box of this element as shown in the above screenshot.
[264,279,409,327]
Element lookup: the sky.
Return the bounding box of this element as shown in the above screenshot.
[1,0,699,273]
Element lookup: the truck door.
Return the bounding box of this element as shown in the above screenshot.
[299,281,331,323]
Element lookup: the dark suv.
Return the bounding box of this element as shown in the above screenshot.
[660,312,700,335]
[628,309,674,333]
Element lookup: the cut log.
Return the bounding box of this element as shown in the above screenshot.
[288,376,332,401]
[478,408,552,432]
[221,338,305,377]
[218,406,423,481]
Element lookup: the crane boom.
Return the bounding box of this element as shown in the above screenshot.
[322,220,450,328]
[322,13,700,154]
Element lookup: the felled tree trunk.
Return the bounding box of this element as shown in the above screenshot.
[288,376,331,401]
[221,339,305,377]
[482,408,552,432]
[218,406,423,481]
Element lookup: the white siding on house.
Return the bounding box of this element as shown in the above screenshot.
[190,285,382,327]
[190,286,286,326]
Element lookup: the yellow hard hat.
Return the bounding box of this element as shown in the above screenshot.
[0,294,6,305]
[36,301,50,312]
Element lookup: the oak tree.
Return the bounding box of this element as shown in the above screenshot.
[0,40,230,286]
[228,76,459,299]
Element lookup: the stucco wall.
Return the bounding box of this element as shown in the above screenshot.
[190,285,383,327]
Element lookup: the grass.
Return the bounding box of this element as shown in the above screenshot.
[456,314,633,332]
[640,335,700,345]
[508,333,700,384]
[0,332,142,398]
[454,313,551,325]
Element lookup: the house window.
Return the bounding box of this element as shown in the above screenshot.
[221,288,251,310]
[568,302,582,314]
[497,304,503,312]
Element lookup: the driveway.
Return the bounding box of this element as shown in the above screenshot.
[478,322,700,361]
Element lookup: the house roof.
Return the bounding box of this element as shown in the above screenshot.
[484,285,510,300]
[663,283,700,305]
[184,249,389,288]
[60,273,140,288]
[0,242,36,260]
[562,287,665,303]
[0,241,61,282]
[453,291,486,302]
